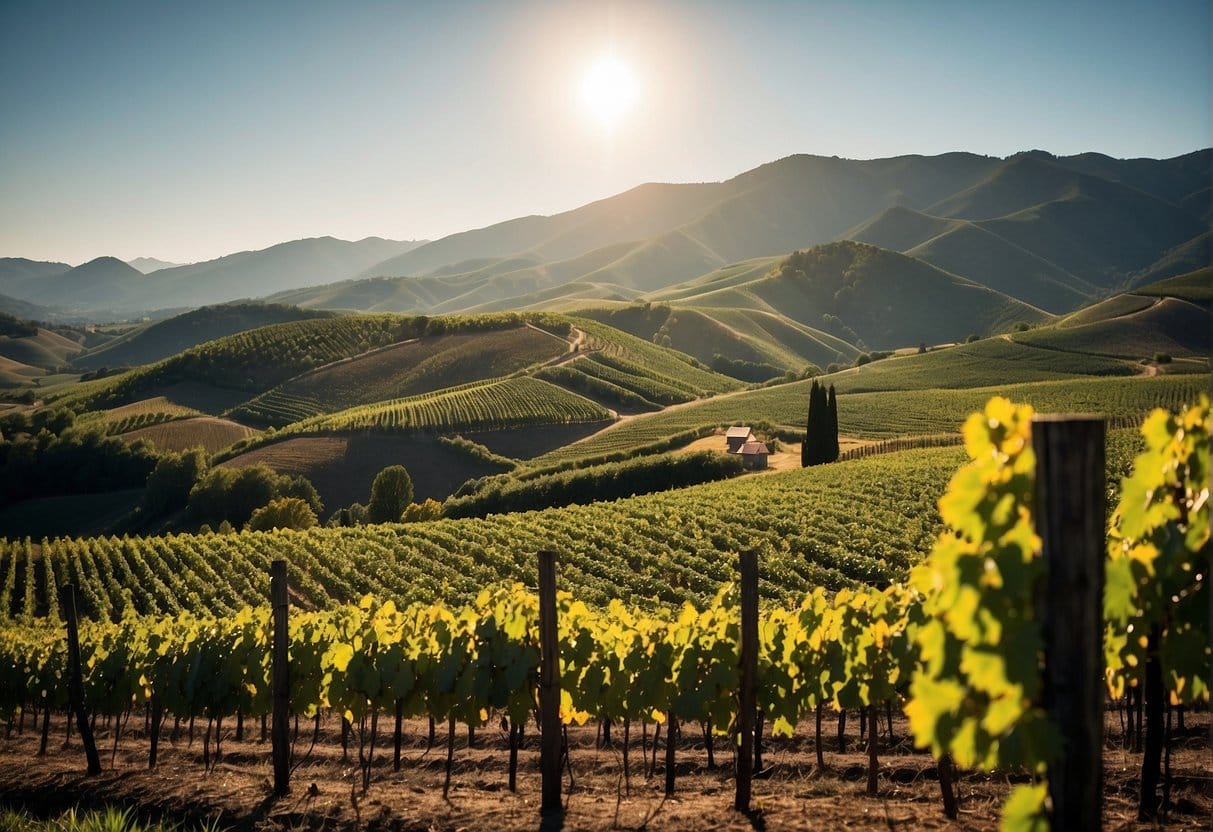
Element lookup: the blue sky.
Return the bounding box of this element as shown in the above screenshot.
[1,0,1208,264]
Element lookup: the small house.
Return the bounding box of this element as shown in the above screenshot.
[725,425,755,453]
[738,440,770,470]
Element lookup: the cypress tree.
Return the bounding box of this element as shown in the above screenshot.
[827,384,839,461]
[802,381,816,467]
[805,380,832,466]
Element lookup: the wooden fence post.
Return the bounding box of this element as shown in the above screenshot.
[1032,416,1104,831]
[735,549,758,812]
[271,559,290,796]
[538,551,562,814]
[59,584,101,775]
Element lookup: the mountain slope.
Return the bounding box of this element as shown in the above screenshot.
[0,258,71,298]
[23,257,148,310]
[127,257,185,273]
[646,241,1050,349]
[357,182,727,279]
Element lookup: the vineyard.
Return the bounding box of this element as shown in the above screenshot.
[0,444,970,622]
[532,373,1206,466]
[0,395,1206,830]
[52,315,425,412]
[231,326,569,427]
[573,318,742,397]
[0,430,1155,624]
[273,377,611,438]
[50,313,577,415]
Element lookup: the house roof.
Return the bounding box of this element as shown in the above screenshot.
[726,426,753,438]
[738,441,769,455]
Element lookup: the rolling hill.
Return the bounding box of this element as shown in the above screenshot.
[71,303,337,370]
[0,326,82,370]
[646,241,1051,350]
[573,304,860,374]
[231,323,573,426]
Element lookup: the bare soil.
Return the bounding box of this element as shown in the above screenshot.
[0,710,1207,831]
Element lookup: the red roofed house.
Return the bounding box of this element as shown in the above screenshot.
[737,440,770,470]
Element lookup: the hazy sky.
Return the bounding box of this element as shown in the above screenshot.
[2,0,1209,265]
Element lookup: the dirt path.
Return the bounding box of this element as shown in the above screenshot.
[0,711,1205,831]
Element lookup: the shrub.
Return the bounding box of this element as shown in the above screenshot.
[247,497,317,531]
[186,464,322,530]
[144,448,209,516]
[367,465,414,523]
[401,498,443,522]
[1153,353,1172,364]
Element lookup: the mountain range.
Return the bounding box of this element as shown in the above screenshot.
[1,150,1207,345]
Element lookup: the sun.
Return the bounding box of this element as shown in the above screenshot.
[580,56,638,129]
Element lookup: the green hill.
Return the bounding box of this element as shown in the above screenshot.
[0,326,82,369]
[50,314,427,412]
[1133,267,1213,301]
[847,204,962,252]
[231,323,572,426]
[1129,232,1212,287]
[647,241,1050,350]
[264,375,613,439]
[72,303,337,370]
[573,304,859,375]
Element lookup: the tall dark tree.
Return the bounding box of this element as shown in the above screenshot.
[827,384,839,462]
[801,381,817,467]
[804,381,828,465]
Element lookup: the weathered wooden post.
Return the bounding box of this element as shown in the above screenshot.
[1032,416,1104,831]
[271,559,290,795]
[538,550,562,814]
[735,549,758,812]
[59,583,101,775]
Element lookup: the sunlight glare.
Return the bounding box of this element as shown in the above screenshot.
[581,56,638,128]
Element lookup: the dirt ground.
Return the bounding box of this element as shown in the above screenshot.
[0,710,1207,831]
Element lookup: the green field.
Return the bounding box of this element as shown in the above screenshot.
[532,374,1206,466]
[826,337,1140,394]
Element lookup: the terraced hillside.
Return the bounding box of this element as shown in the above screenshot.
[51,314,426,413]
[49,312,573,415]
[242,376,612,442]
[232,324,571,426]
